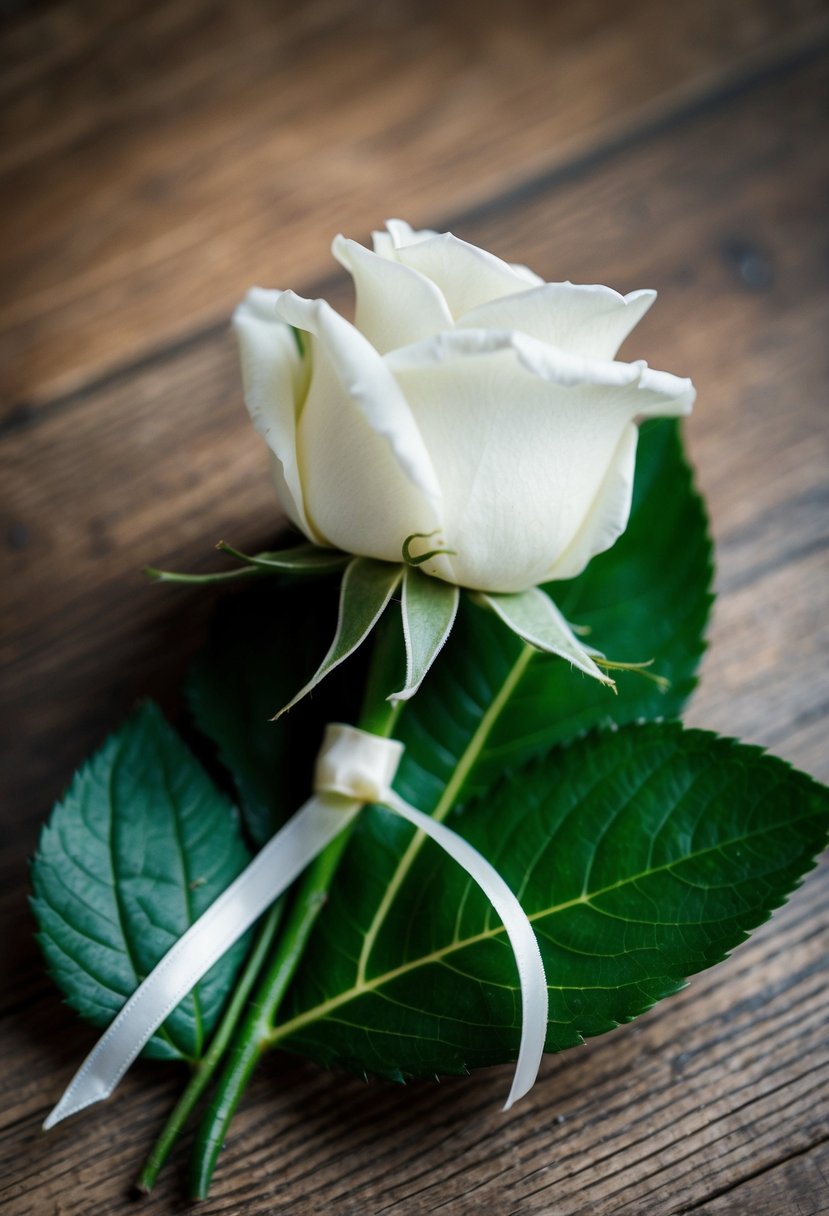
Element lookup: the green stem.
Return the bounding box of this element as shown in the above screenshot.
[134,900,285,1193]
[189,625,404,1200]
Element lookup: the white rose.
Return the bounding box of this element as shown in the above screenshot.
[234,219,694,594]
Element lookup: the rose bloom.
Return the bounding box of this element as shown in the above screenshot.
[234,219,694,594]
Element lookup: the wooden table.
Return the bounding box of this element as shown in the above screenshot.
[2,2,828,1212]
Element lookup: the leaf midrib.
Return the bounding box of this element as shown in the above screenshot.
[109,743,182,1058]
[355,640,537,985]
[162,748,204,1056]
[272,783,814,1049]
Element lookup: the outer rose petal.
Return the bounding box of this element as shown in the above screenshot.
[508,261,546,286]
[457,283,656,360]
[232,288,319,540]
[275,290,441,503]
[332,235,453,354]
[387,327,644,387]
[276,291,442,562]
[547,423,638,581]
[387,330,693,592]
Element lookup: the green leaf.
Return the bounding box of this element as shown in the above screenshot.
[275,558,403,718]
[188,578,366,845]
[275,723,829,1079]
[390,567,459,704]
[476,586,612,686]
[31,703,252,1061]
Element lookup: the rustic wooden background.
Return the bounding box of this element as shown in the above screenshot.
[2,1,828,1212]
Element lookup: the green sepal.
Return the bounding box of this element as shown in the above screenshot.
[389,567,459,704]
[275,558,403,718]
[145,540,348,585]
[216,541,349,575]
[143,564,260,587]
[477,586,613,686]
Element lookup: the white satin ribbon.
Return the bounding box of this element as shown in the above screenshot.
[44,724,547,1129]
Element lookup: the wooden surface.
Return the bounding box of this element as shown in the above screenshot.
[2,1,828,1212]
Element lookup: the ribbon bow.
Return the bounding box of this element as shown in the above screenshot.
[45,724,548,1129]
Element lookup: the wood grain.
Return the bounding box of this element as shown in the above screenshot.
[1,2,827,1213]
[2,0,828,410]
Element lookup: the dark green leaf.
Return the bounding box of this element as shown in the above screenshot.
[187,578,367,844]
[276,724,829,1079]
[31,703,252,1061]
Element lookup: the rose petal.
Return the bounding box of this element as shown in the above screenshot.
[386,327,642,386]
[379,218,544,291]
[333,235,453,354]
[276,290,442,561]
[627,363,697,416]
[457,283,656,359]
[276,290,441,502]
[387,331,694,591]
[232,288,319,540]
[387,327,694,405]
[383,219,440,249]
[392,232,544,317]
[547,423,638,581]
[370,229,396,259]
[508,261,546,287]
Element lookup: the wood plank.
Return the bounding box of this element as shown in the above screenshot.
[2,0,828,410]
[683,1139,829,1214]
[2,863,825,1214]
[1,35,827,1216]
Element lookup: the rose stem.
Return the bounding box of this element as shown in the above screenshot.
[189,621,405,1200]
[134,897,285,1193]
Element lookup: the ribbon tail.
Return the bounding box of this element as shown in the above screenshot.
[43,794,360,1130]
[383,792,548,1110]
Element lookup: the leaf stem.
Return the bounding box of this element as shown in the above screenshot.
[134,899,284,1193]
[189,623,404,1199]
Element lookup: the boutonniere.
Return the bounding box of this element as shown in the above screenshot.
[32,220,829,1199]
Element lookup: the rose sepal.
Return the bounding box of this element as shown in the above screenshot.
[475,586,614,687]
[145,539,349,585]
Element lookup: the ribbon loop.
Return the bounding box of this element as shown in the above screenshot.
[44,725,548,1130]
[314,723,404,801]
